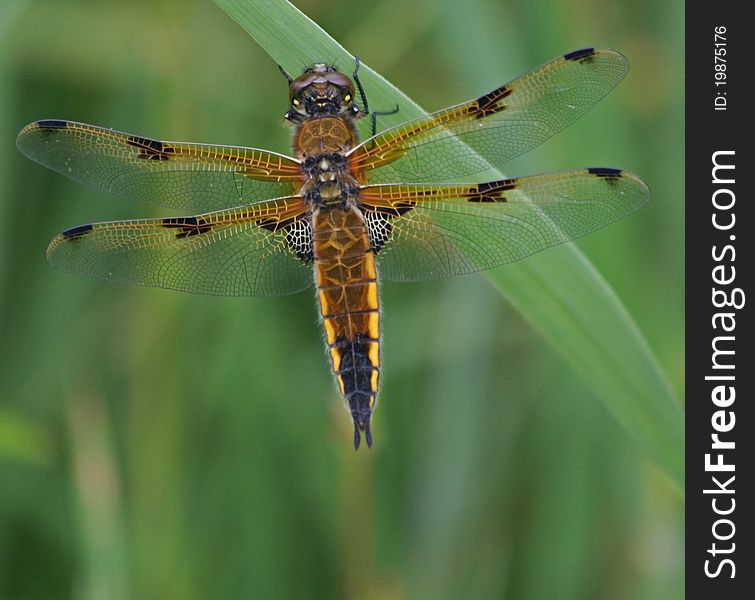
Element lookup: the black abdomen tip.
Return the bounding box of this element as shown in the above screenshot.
[352,411,373,450]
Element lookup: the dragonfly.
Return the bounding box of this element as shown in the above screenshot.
[17,47,649,449]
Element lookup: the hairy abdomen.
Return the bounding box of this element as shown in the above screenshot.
[313,205,380,448]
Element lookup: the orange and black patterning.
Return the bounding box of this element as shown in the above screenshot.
[17,48,650,448]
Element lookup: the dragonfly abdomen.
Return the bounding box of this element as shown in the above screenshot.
[313,206,380,448]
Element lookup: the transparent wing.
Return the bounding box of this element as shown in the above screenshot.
[350,48,629,183]
[46,196,315,296]
[358,168,649,281]
[17,120,301,212]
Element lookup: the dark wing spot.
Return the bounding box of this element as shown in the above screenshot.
[61,223,94,239]
[588,167,623,186]
[465,178,517,202]
[588,167,623,178]
[127,136,162,152]
[477,179,517,192]
[161,216,213,238]
[255,217,279,232]
[363,211,393,253]
[563,48,596,62]
[255,214,299,233]
[477,85,513,108]
[36,120,68,130]
[256,214,314,263]
[470,85,513,120]
[284,218,314,263]
[363,201,416,253]
[127,135,175,161]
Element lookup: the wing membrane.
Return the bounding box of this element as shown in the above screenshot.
[17,120,302,212]
[46,196,314,296]
[350,48,629,183]
[358,168,649,281]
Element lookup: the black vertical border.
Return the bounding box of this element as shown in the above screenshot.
[686,2,752,598]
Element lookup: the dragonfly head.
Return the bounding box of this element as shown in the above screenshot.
[285,64,358,121]
[349,395,374,450]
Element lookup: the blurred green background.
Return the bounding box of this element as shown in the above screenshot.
[0,0,683,599]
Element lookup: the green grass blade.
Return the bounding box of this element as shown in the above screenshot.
[212,0,683,488]
[489,250,683,488]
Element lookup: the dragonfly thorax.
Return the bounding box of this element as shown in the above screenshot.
[294,115,359,158]
[301,153,359,207]
[302,152,350,178]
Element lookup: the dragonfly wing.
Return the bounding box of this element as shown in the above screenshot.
[17,120,301,212]
[358,168,649,281]
[46,195,314,296]
[351,48,629,183]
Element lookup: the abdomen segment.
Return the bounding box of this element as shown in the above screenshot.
[313,206,380,448]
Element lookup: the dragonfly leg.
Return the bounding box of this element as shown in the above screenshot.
[352,55,400,136]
